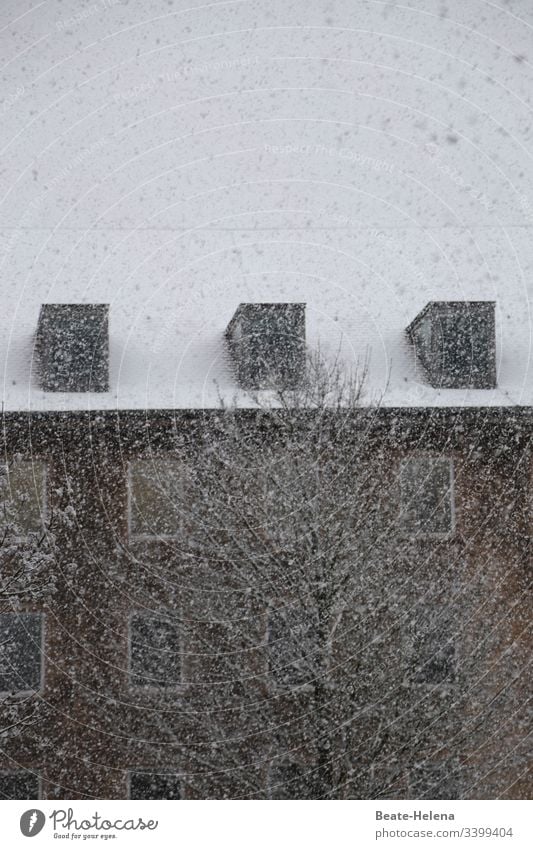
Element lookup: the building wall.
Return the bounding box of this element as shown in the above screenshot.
[0,410,530,799]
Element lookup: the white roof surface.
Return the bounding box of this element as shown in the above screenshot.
[1,0,532,410]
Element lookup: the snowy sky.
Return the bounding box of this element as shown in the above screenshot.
[1,0,532,409]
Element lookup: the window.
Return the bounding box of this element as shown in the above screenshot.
[128,458,182,538]
[129,612,181,688]
[0,770,40,799]
[410,760,462,799]
[399,457,453,535]
[406,301,496,389]
[36,303,109,392]
[413,635,456,685]
[226,303,306,390]
[0,461,46,534]
[268,605,315,689]
[129,770,181,799]
[268,762,311,800]
[0,613,43,694]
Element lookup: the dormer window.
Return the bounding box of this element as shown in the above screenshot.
[406,301,496,389]
[225,303,305,390]
[36,304,109,392]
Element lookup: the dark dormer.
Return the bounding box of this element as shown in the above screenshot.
[36,304,109,392]
[226,303,306,390]
[406,301,496,389]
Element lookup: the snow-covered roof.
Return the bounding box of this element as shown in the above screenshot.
[1,0,532,411]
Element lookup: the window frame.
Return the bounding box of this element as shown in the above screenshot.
[408,757,463,800]
[265,604,317,693]
[127,768,183,800]
[403,619,459,691]
[410,634,457,689]
[267,759,309,800]
[0,459,48,540]
[127,457,183,542]
[0,612,45,699]
[127,609,184,692]
[0,769,42,800]
[398,454,456,539]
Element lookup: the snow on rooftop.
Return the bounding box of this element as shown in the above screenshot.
[0,0,532,411]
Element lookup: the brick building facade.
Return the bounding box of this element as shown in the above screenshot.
[0,408,530,800]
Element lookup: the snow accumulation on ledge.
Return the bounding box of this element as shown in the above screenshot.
[0,286,531,412]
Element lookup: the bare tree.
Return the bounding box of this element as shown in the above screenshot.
[124,354,528,800]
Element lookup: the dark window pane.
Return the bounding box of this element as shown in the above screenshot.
[130,613,181,687]
[0,613,42,693]
[410,761,461,799]
[0,462,46,534]
[0,771,39,799]
[400,457,453,535]
[130,772,181,799]
[269,763,311,799]
[414,638,456,684]
[268,606,315,689]
[129,458,182,537]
